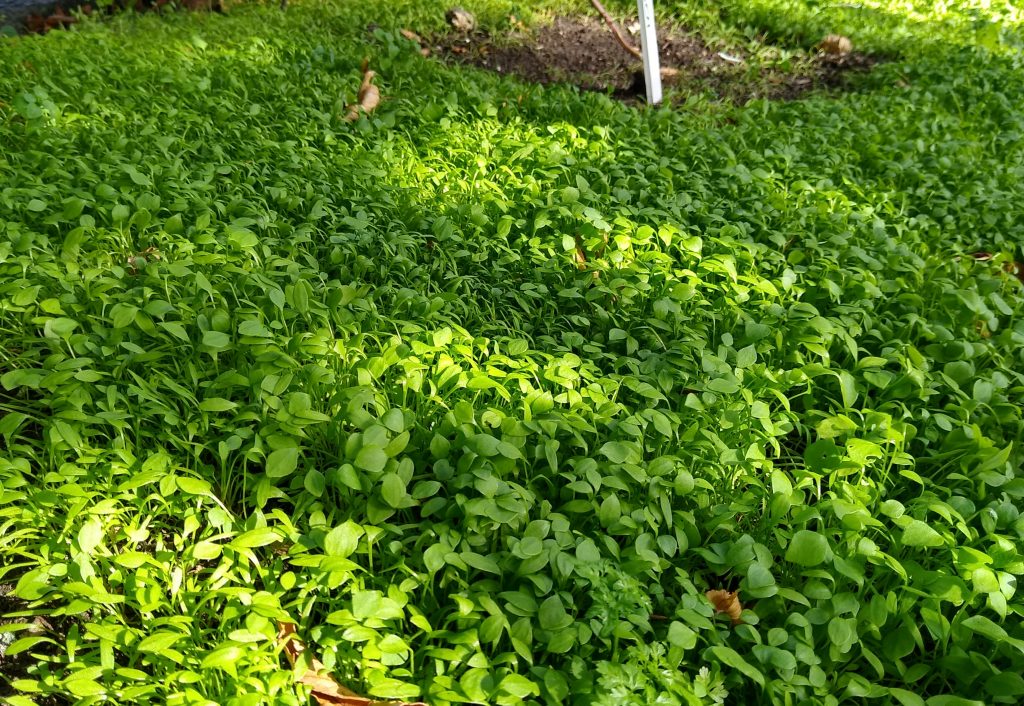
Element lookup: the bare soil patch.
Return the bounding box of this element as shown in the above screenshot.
[437,15,878,104]
[0,585,71,705]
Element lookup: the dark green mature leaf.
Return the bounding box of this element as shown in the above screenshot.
[925,697,985,706]
[986,672,1024,698]
[538,596,571,631]
[707,646,765,686]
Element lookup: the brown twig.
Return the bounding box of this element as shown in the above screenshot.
[590,0,642,60]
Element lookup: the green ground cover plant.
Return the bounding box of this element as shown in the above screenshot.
[1,1,1023,704]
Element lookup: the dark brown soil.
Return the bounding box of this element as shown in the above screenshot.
[12,0,223,35]
[0,585,70,705]
[0,585,36,694]
[436,15,878,104]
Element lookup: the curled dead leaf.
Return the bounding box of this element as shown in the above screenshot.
[345,60,381,122]
[446,7,476,33]
[127,246,161,275]
[819,34,853,56]
[572,234,587,269]
[706,589,743,625]
[278,623,428,706]
[970,252,1024,284]
[400,28,423,44]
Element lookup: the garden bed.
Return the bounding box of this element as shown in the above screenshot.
[436,14,877,103]
[2,2,1024,705]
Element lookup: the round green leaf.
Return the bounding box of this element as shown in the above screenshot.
[202,330,231,349]
[785,530,828,567]
[266,447,298,478]
[355,445,388,473]
[902,520,944,548]
[324,521,363,558]
[381,472,407,508]
[304,469,325,497]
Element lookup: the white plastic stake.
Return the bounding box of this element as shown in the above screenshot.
[636,0,662,104]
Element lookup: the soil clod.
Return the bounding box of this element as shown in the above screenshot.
[446,7,475,33]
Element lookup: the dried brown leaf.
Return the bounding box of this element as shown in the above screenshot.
[706,589,743,625]
[573,234,588,269]
[970,252,1024,284]
[446,7,476,33]
[400,28,423,44]
[278,623,427,706]
[819,34,853,56]
[659,67,682,84]
[344,64,381,122]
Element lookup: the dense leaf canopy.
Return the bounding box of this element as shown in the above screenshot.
[1,1,1024,704]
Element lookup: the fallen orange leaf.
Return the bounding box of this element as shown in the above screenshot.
[1004,261,1024,284]
[706,589,743,625]
[970,252,1024,284]
[572,234,587,269]
[819,34,853,56]
[400,29,423,44]
[345,59,382,123]
[277,623,427,706]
